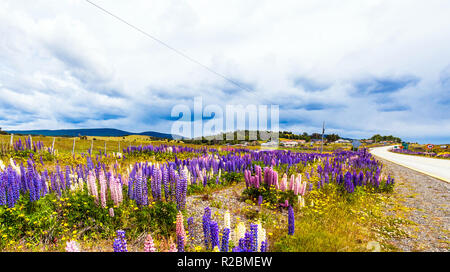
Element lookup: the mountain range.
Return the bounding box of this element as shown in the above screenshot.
[5,128,180,140]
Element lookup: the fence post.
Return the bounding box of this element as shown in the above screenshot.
[10,134,13,146]
[104,141,106,154]
[52,137,56,153]
[91,139,94,153]
[72,138,76,154]
[118,141,120,153]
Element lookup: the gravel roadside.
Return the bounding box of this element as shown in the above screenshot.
[375,156,449,252]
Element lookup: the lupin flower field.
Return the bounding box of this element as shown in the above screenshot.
[0,134,400,252]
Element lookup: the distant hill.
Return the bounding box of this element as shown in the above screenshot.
[138,131,179,139]
[6,128,180,140]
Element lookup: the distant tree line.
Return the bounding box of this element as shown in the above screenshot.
[369,134,402,143]
[182,130,342,145]
[281,131,340,142]
[0,128,8,135]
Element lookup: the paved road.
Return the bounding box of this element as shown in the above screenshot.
[369,146,450,183]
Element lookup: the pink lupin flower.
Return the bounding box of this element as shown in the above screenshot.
[99,171,107,208]
[109,174,117,206]
[144,234,157,252]
[300,181,307,196]
[116,176,123,204]
[293,180,299,195]
[250,176,258,189]
[289,174,295,191]
[176,211,186,240]
[87,171,98,204]
[109,207,114,217]
[123,175,129,187]
[65,240,81,252]
[244,169,250,187]
[280,174,287,191]
[294,174,302,195]
[273,171,279,190]
[169,242,177,252]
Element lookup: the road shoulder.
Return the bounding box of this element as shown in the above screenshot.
[375,156,449,251]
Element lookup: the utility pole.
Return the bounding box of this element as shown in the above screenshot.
[321,121,325,153]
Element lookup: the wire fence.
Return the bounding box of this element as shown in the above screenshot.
[0,134,167,156]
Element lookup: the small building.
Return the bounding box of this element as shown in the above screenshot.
[334,139,351,144]
[281,141,298,148]
[261,141,279,147]
[311,139,323,144]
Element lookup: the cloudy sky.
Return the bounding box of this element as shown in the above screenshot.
[1,0,449,143]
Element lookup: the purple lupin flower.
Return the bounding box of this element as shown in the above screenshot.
[244,232,253,252]
[113,238,123,252]
[202,207,211,249]
[260,240,268,252]
[177,235,185,252]
[344,171,354,193]
[113,230,128,252]
[250,224,258,252]
[210,220,219,250]
[221,228,230,252]
[176,173,188,210]
[187,217,194,241]
[288,206,295,235]
[258,195,263,206]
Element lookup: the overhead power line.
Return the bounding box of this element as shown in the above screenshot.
[85,0,252,92]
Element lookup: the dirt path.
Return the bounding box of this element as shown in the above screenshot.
[375,156,450,251]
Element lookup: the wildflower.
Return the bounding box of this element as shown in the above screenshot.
[113,230,128,252]
[234,222,246,245]
[202,207,211,248]
[87,171,98,204]
[65,240,81,252]
[224,210,231,230]
[176,211,186,238]
[260,240,268,252]
[256,222,266,252]
[221,228,230,252]
[187,217,194,240]
[169,242,177,252]
[250,223,258,252]
[144,234,157,252]
[113,238,123,252]
[288,206,295,235]
[177,235,185,252]
[298,195,305,208]
[210,221,220,250]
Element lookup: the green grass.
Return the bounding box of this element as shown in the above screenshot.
[269,184,401,252]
